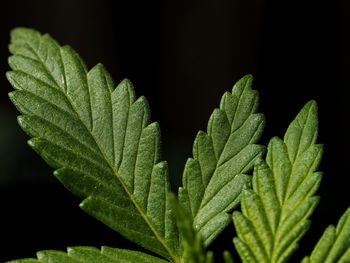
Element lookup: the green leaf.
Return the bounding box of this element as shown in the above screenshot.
[169,194,213,263]
[6,246,169,263]
[7,28,179,262]
[178,75,265,245]
[223,251,235,263]
[302,207,350,263]
[233,101,323,263]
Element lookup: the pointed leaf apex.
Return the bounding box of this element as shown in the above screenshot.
[90,62,105,72]
[27,138,38,148]
[232,74,253,95]
[299,100,318,118]
[306,99,317,108]
[5,71,14,82]
[120,78,133,87]
[10,27,39,40]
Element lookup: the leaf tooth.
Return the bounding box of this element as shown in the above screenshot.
[118,96,149,191]
[273,220,310,263]
[27,138,112,181]
[178,187,191,218]
[301,257,310,263]
[60,45,91,130]
[8,55,60,89]
[101,247,168,263]
[338,247,350,263]
[68,246,122,263]
[223,250,235,263]
[284,100,318,163]
[7,71,74,113]
[182,158,203,217]
[286,144,323,200]
[111,80,133,168]
[252,162,280,234]
[284,172,322,216]
[231,87,259,132]
[218,113,265,166]
[18,114,104,165]
[326,208,350,262]
[10,28,41,53]
[266,137,291,204]
[9,28,66,91]
[9,89,78,128]
[54,167,127,204]
[231,74,253,99]
[37,250,81,262]
[137,96,151,128]
[80,196,170,259]
[203,144,263,206]
[133,122,160,209]
[241,190,274,256]
[87,63,115,163]
[278,196,319,238]
[193,131,216,188]
[207,108,231,160]
[219,91,238,125]
[164,194,180,254]
[222,75,260,134]
[146,161,168,236]
[233,237,258,263]
[114,78,136,104]
[309,225,336,262]
[274,197,318,261]
[233,212,268,262]
[335,208,350,232]
[196,174,250,232]
[199,213,230,247]
[6,259,40,263]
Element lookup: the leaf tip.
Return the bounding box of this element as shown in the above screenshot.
[119,78,134,88]
[27,138,39,148]
[17,115,26,128]
[240,74,254,82]
[89,62,106,73]
[232,74,254,94]
[10,27,39,41]
[306,99,318,109]
[8,90,15,102]
[5,71,14,83]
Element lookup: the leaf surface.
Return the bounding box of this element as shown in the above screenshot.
[6,246,168,263]
[178,75,265,245]
[233,101,322,263]
[7,28,179,262]
[169,194,213,263]
[302,207,350,263]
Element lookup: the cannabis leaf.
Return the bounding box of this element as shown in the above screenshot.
[170,194,213,263]
[302,207,350,263]
[178,75,265,245]
[7,247,168,263]
[7,26,350,263]
[233,101,323,263]
[7,28,179,262]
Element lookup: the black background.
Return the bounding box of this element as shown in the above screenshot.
[0,0,349,262]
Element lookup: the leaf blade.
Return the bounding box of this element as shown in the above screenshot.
[6,246,169,263]
[303,207,350,263]
[7,28,179,262]
[179,75,265,245]
[233,101,322,263]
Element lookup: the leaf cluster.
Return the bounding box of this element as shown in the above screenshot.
[4,28,350,263]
